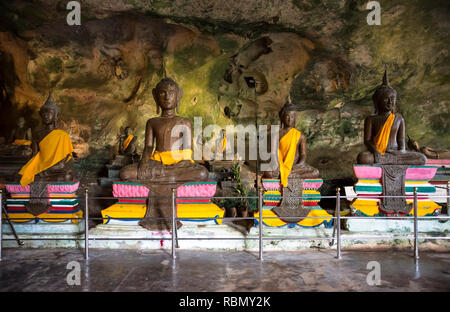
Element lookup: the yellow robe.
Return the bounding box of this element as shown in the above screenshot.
[221,137,227,152]
[150,149,194,165]
[278,128,301,187]
[19,130,74,187]
[373,113,395,155]
[13,139,31,146]
[122,134,134,151]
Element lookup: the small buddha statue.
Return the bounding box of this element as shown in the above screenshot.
[213,128,227,160]
[10,117,32,146]
[357,70,426,165]
[119,78,208,182]
[263,100,319,187]
[118,126,138,161]
[17,93,74,215]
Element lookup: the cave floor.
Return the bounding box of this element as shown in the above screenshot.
[0,248,449,292]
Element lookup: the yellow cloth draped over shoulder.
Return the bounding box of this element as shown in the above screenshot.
[19,129,73,187]
[373,113,395,155]
[150,149,194,165]
[278,128,301,188]
[221,137,227,152]
[122,134,134,151]
[13,139,32,146]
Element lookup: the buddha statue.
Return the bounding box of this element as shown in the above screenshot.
[119,78,208,230]
[0,117,33,157]
[10,117,32,146]
[263,100,319,187]
[120,78,208,182]
[17,93,74,215]
[356,70,426,215]
[118,126,138,162]
[357,70,426,165]
[262,100,320,223]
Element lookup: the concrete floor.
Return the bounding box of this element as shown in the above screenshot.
[0,248,449,292]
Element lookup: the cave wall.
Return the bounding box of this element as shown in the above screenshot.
[0,0,448,178]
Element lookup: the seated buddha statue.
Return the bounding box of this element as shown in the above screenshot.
[118,126,139,162]
[119,78,208,183]
[357,70,426,165]
[19,94,74,187]
[263,100,319,187]
[17,93,74,215]
[119,78,208,230]
[10,117,32,146]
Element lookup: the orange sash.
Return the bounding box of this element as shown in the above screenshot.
[373,113,395,155]
[278,128,301,187]
[122,135,134,151]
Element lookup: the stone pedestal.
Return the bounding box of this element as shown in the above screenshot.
[426,159,450,204]
[255,178,332,228]
[1,220,85,248]
[351,165,441,216]
[3,181,82,223]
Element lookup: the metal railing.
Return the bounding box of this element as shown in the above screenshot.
[0,182,449,262]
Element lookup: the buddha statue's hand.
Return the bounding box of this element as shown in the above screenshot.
[386,149,405,155]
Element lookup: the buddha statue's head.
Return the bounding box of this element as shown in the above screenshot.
[279,97,297,128]
[124,126,132,136]
[39,93,60,127]
[372,70,397,114]
[152,78,183,115]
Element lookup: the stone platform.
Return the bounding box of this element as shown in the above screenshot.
[1,220,85,248]
[2,218,449,250]
[426,159,450,204]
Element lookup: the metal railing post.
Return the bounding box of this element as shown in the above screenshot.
[84,188,89,260]
[336,187,342,259]
[0,189,3,261]
[171,188,176,260]
[258,188,263,261]
[413,187,419,261]
[447,182,450,217]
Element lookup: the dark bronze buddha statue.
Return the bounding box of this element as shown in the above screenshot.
[18,93,75,215]
[119,78,209,230]
[263,100,319,186]
[119,78,208,183]
[357,70,426,165]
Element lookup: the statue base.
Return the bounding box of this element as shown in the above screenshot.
[100,181,225,229]
[255,178,332,228]
[3,181,82,223]
[427,159,450,204]
[351,165,441,216]
[1,220,85,248]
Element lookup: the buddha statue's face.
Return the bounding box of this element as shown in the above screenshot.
[40,108,57,126]
[154,83,178,111]
[125,127,132,136]
[376,89,396,113]
[281,111,296,128]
